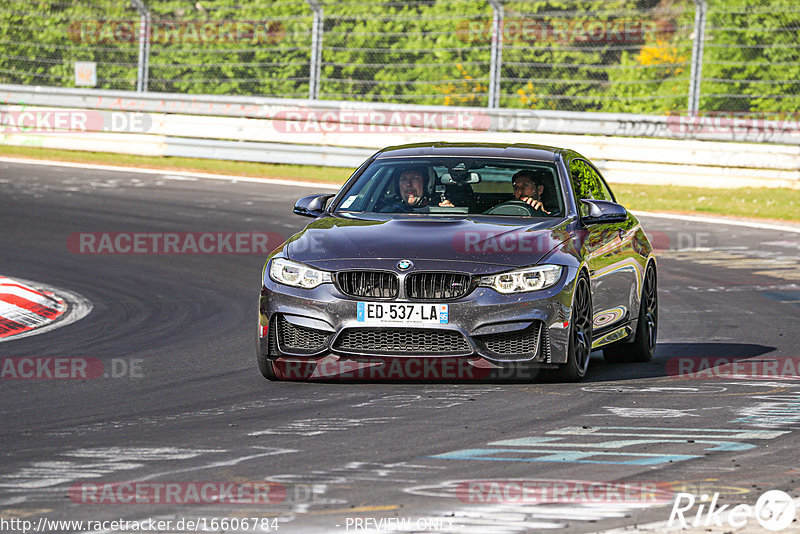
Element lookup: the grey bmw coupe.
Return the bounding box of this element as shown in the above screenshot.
[258,143,657,382]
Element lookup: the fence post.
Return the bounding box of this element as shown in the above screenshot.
[487,0,503,108]
[307,0,324,100]
[688,0,707,115]
[130,0,151,93]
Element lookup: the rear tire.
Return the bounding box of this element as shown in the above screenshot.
[550,274,593,382]
[603,264,658,363]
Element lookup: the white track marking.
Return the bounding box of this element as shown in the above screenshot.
[248,417,396,437]
[351,389,501,409]
[0,446,295,504]
[733,393,800,427]
[404,480,670,533]
[0,447,221,489]
[0,461,145,488]
[633,210,800,234]
[64,447,221,461]
[161,174,198,181]
[590,407,702,418]
[268,461,447,486]
[0,156,340,189]
[582,385,728,394]
[133,446,297,482]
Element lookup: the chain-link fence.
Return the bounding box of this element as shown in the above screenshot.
[702,4,800,114]
[0,0,798,116]
[0,0,141,90]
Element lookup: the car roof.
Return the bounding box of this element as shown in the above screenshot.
[373,142,563,162]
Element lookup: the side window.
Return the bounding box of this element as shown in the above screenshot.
[569,158,610,215]
[590,163,615,202]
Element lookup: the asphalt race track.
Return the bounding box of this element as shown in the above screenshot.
[1,159,799,534]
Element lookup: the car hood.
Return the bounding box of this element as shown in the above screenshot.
[286,214,574,273]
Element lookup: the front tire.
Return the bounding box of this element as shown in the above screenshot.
[257,347,278,380]
[257,322,279,380]
[604,264,658,363]
[551,273,593,382]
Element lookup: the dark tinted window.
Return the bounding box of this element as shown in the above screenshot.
[334,157,564,217]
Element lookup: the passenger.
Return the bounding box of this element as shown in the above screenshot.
[511,170,550,214]
[398,168,429,209]
[382,168,454,211]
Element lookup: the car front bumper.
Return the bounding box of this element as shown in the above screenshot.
[258,264,579,375]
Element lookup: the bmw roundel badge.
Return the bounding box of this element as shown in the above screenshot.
[397,259,413,270]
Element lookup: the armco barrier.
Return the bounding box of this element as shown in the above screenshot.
[1,84,799,188]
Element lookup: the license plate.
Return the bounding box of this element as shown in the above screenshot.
[357,302,449,324]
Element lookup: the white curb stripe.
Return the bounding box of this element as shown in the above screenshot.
[0,301,53,328]
[0,285,61,308]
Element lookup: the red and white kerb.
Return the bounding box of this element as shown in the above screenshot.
[0,276,66,338]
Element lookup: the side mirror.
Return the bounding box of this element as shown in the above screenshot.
[294,194,335,217]
[580,199,628,225]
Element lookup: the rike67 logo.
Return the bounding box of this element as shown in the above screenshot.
[669,490,796,531]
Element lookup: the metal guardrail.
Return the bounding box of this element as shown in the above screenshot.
[1,84,799,188]
[3,84,799,145]
[164,138,373,168]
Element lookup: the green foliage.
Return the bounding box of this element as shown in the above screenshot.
[0,0,139,90]
[0,0,797,115]
[701,0,800,115]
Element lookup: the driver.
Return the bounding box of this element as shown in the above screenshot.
[511,170,550,214]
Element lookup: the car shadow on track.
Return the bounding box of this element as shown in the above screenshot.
[262,343,778,384]
[582,342,778,383]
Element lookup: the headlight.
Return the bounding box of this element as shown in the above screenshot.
[269,258,332,289]
[479,265,562,293]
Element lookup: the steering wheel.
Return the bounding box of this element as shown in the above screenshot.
[483,199,541,216]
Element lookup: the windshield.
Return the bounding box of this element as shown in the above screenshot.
[334,157,564,217]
